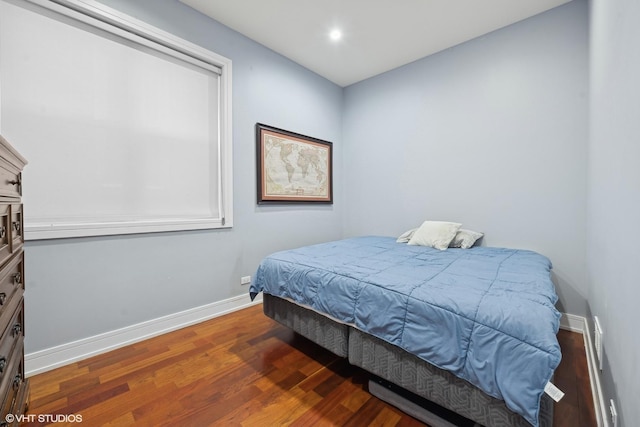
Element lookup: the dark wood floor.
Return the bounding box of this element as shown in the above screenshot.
[553,328,598,427]
[23,304,596,426]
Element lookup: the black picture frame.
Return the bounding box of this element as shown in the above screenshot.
[256,123,333,204]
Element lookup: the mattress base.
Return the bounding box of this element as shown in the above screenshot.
[262,294,553,427]
[263,293,349,357]
[349,326,553,427]
[369,377,480,427]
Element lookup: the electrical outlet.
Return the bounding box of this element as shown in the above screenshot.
[610,399,618,427]
[594,316,604,371]
[240,275,251,285]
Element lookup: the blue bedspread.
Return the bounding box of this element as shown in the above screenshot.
[250,236,561,426]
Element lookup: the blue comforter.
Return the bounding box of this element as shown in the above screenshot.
[250,236,561,426]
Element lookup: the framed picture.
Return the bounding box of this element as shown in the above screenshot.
[256,123,333,204]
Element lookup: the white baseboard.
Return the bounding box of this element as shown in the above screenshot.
[560,312,587,333]
[25,293,263,377]
[560,313,609,427]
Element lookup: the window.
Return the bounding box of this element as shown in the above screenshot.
[0,0,233,239]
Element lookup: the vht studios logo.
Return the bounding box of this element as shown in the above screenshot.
[5,413,83,423]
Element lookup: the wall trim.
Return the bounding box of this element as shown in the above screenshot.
[25,293,262,377]
[560,313,609,427]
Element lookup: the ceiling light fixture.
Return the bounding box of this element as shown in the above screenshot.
[329,29,342,41]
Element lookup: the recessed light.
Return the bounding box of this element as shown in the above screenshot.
[329,29,342,41]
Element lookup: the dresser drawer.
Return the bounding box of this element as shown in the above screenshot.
[0,161,21,200]
[8,206,22,253]
[0,207,10,267]
[0,252,23,328]
[0,344,25,427]
[0,205,22,268]
[0,136,25,201]
[0,303,23,389]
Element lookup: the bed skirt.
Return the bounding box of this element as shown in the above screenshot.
[262,293,553,427]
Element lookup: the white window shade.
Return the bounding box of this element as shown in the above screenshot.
[0,0,232,239]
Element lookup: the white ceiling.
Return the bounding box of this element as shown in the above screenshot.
[179,0,573,87]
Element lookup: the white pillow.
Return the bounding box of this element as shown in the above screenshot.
[449,229,484,249]
[407,221,461,250]
[396,228,417,243]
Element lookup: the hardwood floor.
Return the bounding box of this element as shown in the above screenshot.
[554,329,598,427]
[23,304,596,426]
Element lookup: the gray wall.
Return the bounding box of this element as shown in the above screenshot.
[342,1,589,316]
[24,0,344,352]
[588,0,640,424]
[28,5,637,423]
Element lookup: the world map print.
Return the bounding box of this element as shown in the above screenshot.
[262,133,330,200]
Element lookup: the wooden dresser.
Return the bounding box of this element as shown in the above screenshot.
[0,135,28,426]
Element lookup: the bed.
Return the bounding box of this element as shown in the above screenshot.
[249,236,560,427]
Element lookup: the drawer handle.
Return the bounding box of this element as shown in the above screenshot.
[13,272,21,285]
[12,323,21,337]
[0,226,4,239]
[12,373,22,390]
[13,221,20,233]
[0,357,6,373]
[8,176,22,195]
[0,292,5,305]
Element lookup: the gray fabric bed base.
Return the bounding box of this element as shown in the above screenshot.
[262,294,553,427]
[350,327,553,427]
[263,293,349,357]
